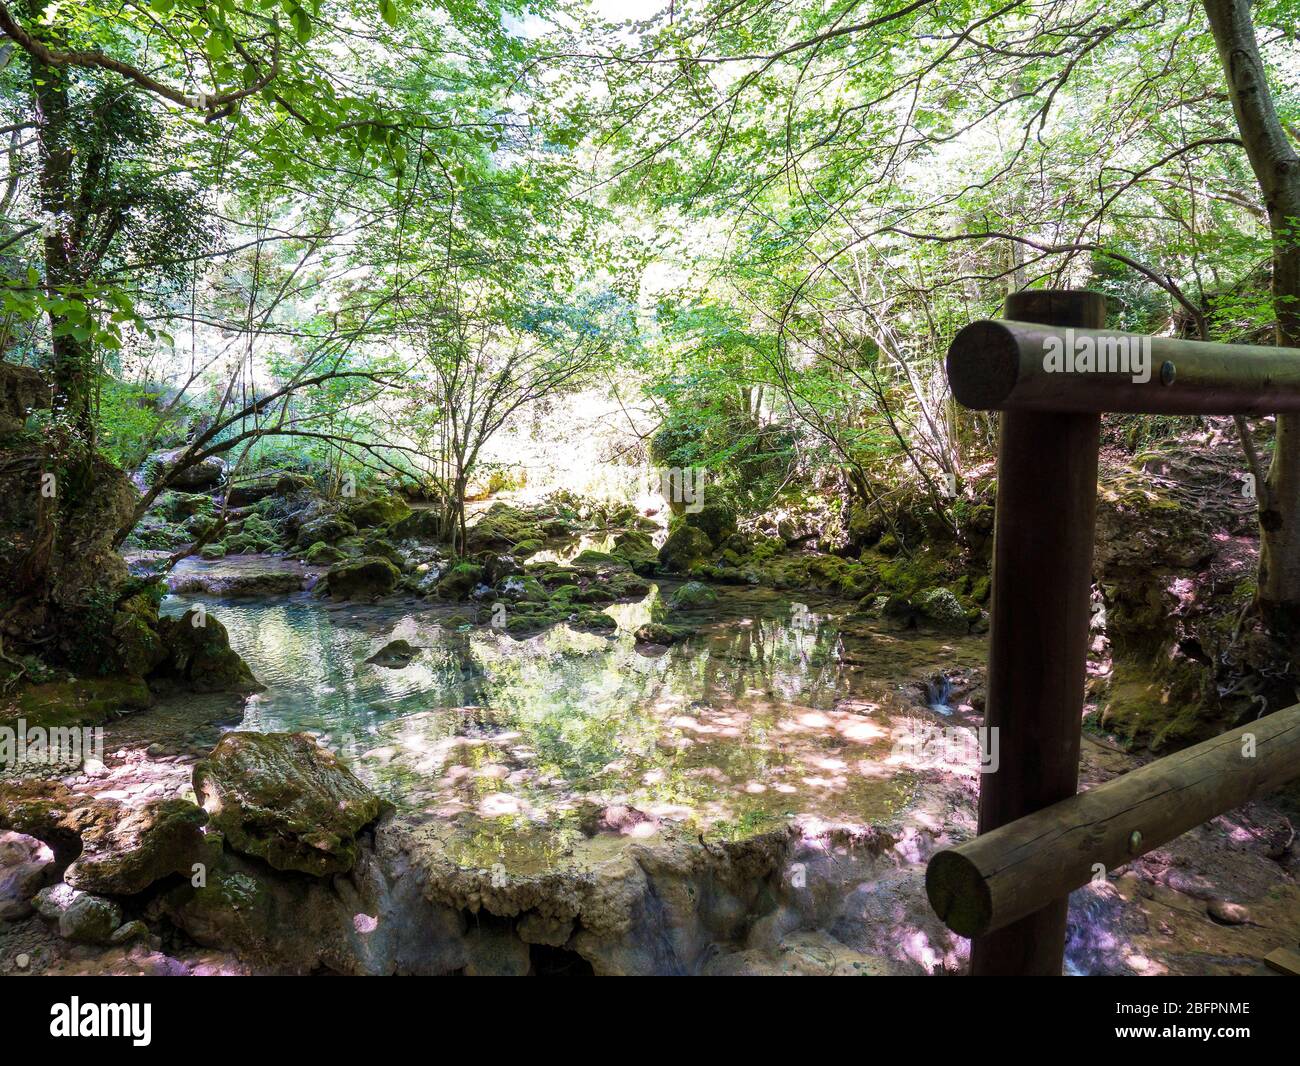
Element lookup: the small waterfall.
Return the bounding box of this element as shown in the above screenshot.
[924,673,953,715]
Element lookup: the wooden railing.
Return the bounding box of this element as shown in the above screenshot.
[926,289,1300,975]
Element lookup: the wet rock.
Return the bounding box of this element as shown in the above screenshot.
[633,622,692,646]
[153,608,260,693]
[35,883,122,943]
[658,525,713,574]
[668,581,718,610]
[65,798,209,896]
[0,831,53,920]
[318,556,400,600]
[366,640,419,668]
[193,732,391,876]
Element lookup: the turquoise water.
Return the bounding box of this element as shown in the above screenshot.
[161,582,985,861]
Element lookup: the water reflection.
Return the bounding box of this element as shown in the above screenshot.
[162,585,986,867]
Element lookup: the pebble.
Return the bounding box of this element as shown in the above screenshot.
[1206,898,1250,925]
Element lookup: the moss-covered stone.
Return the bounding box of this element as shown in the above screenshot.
[346,494,411,529]
[684,501,737,546]
[304,540,346,565]
[154,607,261,692]
[318,555,400,600]
[66,798,210,896]
[435,562,484,600]
[193,732,391,876]
[658,525,714,573]
[669,581,718,610]
[7,675,152,731]
[633,622,694,645]
[296,513,357,548]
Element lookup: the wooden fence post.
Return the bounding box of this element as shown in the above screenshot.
[970,289,1106,975]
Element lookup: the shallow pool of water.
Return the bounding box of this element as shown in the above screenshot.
[162,581,986,868]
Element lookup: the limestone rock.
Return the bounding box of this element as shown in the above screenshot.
[658,526,713,573]
[193,732,391,876]
[65,798,209,896]
[153,607,260,692]
[318,555,400,600]
[36,883,123,943]
[668,581,718,610]
[0,831,53,921]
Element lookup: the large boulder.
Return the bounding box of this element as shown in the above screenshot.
[147,448,226,491]
[65,798,210,896]
[153,607,260,692]
[657,525,714,574]
[684,502,737,547]
[296,513,356,547]
[192,732,391,876]
[345,494,411,529]
[611,530,659,575]
[319,556,400,600]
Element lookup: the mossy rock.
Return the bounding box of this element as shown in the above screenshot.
[362,535,404,567]
[304,541,346,565]
[111,591,167,677]
[296,513,357,547]
[154,491,214,521]
[570,610,617,633]
[684,501,737,546]
[224,513,283,554]
[571,549,625,568]
[66,798,210,896]
[658,525,714,573]
[669,581,718,610]
[435,562,484,601]
[915,587,969,631]
[193,731,391,876]
[154,608,261,693]
[345,494,411,529]
[7,675,152,731]
[199,542,227,560]
[611,530,658,574]
[633,622,694,645]
[319,556,400,600]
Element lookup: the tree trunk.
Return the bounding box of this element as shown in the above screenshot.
[24,2,94,438]
[1203,0,1300,629]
